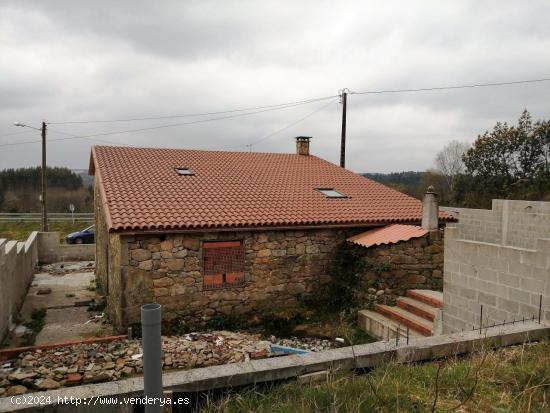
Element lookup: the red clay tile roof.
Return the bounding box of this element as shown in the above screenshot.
[89,146,453,232]
[347,224,428,248]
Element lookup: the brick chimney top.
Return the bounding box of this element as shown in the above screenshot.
[295,136,311,156]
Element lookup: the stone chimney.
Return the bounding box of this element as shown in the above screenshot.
[295,136,311,156]
[421,186,439,230]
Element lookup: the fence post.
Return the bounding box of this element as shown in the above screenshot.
[539,294,543,324]
[479,305,483,334]
[141,303,163,413]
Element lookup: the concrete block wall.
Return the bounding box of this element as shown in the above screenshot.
[37,232,95,264]
[0,232,39,343]
[442,199,550,249]
[442,202,550,333]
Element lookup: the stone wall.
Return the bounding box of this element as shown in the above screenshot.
[94,176,109,294]
[442,200,550,333]
[0,232,38,343]
[108,228,355,328]
[353,230,444,303]
[37,232,95,264]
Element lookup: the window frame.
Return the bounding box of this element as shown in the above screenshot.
[201,240,246,290]
[316,187,349,198]
[175,167,194,176]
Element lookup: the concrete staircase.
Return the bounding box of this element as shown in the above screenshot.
[357,289,443,341]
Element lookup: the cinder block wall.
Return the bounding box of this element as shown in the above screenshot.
[0,233,38,343]
[442,200,550,333]
[442,199,550,249]
[37,232,95,264]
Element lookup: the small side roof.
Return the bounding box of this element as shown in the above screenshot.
[347,224,429,248]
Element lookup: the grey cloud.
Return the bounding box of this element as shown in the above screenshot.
[0,0,549,173]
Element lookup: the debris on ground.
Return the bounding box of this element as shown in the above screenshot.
[36,287,52,295]
[270,336,336,352]
[0,331,271,394]
[39,261,95,275]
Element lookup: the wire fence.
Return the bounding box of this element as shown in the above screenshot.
[383,294,545,347]
[0,213,94,222]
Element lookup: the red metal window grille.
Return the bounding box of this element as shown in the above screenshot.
[203,241,245,289]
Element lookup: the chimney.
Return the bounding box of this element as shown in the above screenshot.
[421,186,439,230]
[295,136,311,156]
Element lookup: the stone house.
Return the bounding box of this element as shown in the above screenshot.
[89,138,452,329]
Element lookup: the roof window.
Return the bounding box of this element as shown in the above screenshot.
[175,167,194,176]
[317,188,347,198]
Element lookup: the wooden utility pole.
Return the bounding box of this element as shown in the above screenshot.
[41,121,48,232]
[339,89,347,168]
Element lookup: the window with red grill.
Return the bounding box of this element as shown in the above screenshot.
[202,241,245,289]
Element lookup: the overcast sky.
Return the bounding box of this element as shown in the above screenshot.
[1,1,549,173]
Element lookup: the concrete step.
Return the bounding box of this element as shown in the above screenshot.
[374,304,433,336]
[407,289,443,308]
[397,296,437,321]
[357,310,422,341]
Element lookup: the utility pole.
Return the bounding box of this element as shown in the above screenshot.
[41,121,48,232]
[339,89,348,168]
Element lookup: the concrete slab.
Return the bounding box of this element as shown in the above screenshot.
[36,307,111,345]
[20,271,96,319]
[6,265,114,347]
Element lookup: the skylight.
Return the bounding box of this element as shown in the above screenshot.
[317,188,347,198]
[175,167,194,176]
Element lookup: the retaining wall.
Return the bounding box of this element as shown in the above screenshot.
[37,232,95,264]
[0,233,39,343]
[442,200,550,333]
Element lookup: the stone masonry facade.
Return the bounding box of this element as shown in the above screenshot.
[442,200,550,333]
[96,226,447,330]
[112,228,354,328]
[354,230,444,304]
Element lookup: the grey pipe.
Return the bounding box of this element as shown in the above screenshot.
[141,303,163,413]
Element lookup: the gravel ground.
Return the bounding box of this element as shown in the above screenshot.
[0,331,271,396]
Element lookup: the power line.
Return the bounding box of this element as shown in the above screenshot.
[350,77,550,95]
[48,95,339,125]
[3,75,549,149]
[0,99,337,148]
[0,130,39,139]
[247,98,338,149]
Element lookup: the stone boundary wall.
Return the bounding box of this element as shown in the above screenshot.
[37,232,95,264]
[0,232,38,343]
[442,199,550,249]
[442,200,550,333]
[354,230,444,304]
[1,322,547,413]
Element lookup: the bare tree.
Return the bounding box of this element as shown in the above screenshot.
[435,140,470,193]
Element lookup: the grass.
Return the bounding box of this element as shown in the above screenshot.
[0,220,92,241]
[21,308,47,346]
[203,339,550,413]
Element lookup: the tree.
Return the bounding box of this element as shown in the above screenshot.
[435,140,469,193]
[419,169,448,202]
[452,110,550,207]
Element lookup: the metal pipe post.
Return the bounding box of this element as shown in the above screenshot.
[141,303,163,413]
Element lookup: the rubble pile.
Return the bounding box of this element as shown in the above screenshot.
[271,336,336,352]
[39,261,95,275]
[0,331,270,396]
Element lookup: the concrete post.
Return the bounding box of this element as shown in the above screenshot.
[141,303,163,413]
[421,186,439,230]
